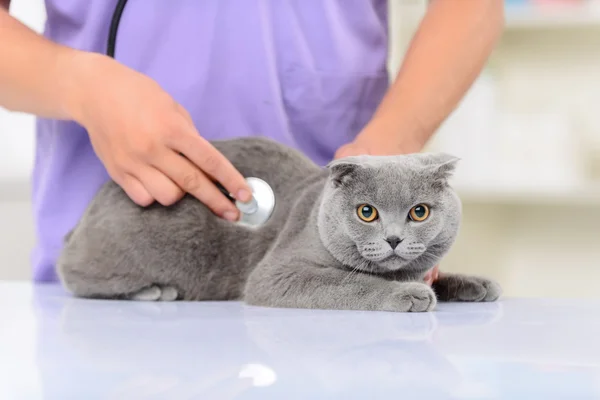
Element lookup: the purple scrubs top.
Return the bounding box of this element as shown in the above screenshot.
[32,0,390,282]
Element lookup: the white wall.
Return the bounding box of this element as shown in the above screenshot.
[2,1,600,299]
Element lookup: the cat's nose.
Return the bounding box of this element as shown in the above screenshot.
[384,236,402,250]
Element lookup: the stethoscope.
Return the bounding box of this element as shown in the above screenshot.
[106,0,276,227]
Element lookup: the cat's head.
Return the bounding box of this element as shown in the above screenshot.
[318,153,462,275]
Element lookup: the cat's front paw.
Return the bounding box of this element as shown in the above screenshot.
[479,278,502,302]
[383,282,437,312]
[433,274,502,302]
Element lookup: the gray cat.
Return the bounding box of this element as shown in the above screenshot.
[57,137,501,312]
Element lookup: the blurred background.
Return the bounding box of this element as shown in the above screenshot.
[1,0,599,298]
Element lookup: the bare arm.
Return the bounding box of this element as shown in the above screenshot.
[335,0,505,157]
[0,7,80,119]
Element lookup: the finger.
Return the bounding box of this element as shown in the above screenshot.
[334,143,369,159]
[136,167,185,206]
[118,173,154,207]
[423,265,441,286]
[424,272,434,286]
[169,132,252,203]
[154,151,240,220]
[432,265,440,282]
[333,145,351,160]
[176,103,194,125]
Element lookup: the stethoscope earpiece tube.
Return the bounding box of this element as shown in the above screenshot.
[107,0,129,58]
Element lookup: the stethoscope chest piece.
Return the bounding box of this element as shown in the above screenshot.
[235,177,275,228]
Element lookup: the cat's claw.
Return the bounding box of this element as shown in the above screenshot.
[384,282,437,312]
[130,285,179,301]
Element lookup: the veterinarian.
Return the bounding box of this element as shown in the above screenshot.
[0,1,504,282]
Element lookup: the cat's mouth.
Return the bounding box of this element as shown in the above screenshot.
[358,242,427,271]
[351,247,421,273]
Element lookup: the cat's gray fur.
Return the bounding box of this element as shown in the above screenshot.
[57,137,501,312]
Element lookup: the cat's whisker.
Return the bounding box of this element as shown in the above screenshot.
[368,261,375,276]
[340,265,361,284]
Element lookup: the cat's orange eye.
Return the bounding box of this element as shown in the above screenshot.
[357,204,378,222]
[409,204,430,222]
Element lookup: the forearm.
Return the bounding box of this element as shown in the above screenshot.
[0,8,85,120]
[368,0,504,152]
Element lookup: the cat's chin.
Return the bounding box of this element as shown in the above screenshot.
[361,254,411,273]
[378,259,412,272]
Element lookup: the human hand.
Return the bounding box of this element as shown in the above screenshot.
[66,53,251,221]
[334,119,426,160]
[335,123,441,285]
[423,265,440,286]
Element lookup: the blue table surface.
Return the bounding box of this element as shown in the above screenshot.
[1,281,599,399]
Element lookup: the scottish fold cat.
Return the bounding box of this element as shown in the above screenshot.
[58,137,501,312]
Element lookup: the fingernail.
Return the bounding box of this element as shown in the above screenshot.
[223,211,238,221]
[237,189,252,203]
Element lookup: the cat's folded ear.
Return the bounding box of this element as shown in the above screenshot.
[326,157,365,188]
[425,153,460,185]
